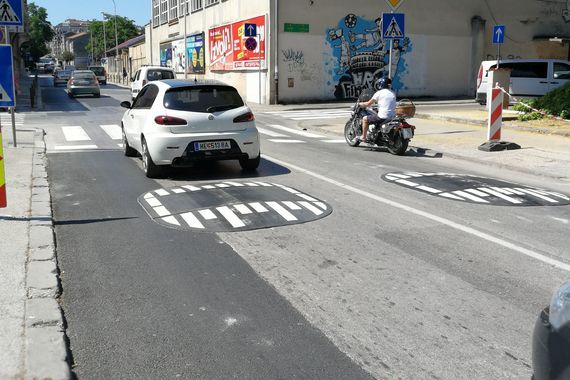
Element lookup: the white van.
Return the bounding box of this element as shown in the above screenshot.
[475,59,570,104]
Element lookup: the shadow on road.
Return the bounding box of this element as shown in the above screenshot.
[54,216,139,226]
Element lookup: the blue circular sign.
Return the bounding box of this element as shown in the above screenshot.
[244,37,257,51]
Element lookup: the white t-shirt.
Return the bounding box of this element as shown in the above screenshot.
[372,89,396,119]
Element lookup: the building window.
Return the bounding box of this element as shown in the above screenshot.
[152,0,160,27]
[191,0,202,12]
[160,0,168,24]
[179,0,189,17]
[169,0,178,20]
[205,0,219,6]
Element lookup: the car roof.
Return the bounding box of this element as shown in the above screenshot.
[72,70,95,74]
[481,59,570,67]
[159,79,232,89]
[142,66,175,70]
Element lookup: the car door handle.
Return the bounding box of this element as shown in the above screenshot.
[551,82,559,84]
[130,114,134,118]
[539,81,548,84]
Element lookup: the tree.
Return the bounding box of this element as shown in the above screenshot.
[27,2,55,62]
[60,50,74,64]
[86,14,141,61]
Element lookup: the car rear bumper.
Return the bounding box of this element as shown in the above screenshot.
[68,86,100,95]
[145,129,260,165]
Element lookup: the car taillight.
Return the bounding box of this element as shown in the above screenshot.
[476,65,483,88]
[233,112,255,123]
[68,79,74,85]
[154,116,187,126]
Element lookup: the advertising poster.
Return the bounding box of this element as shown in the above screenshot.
[209,24,232,71]
[208,15,266,71]
[172,39,186,73]
[186,33,205,74]
[159,42,172,67]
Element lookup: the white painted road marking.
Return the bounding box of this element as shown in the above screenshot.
[452,190,489,203]
[257,127,288,137]
[155,189,170,197]
[266,201,297,221]
[153,206,171,217]
[264,154,570,272]
[283,201,302,210]
[61,126,91,141]
[298,201,323,216]
[53,145,98,150]
[145,197,162,207]
[268,139,306,144]
[234,204,253,215]
[100,124,122,140]
[267,124,324,138]
[162,216,180,226]
[478,187,522,204]
[181,212,205,229]
[249,202,269,213]
[217,206,246,228]
[199,209,217,220]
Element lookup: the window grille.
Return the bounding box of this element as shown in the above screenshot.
[160,0,168,24]
[152,0,160,26]
[205,0,219,7]
[169,0,178,20]
[191,0,203,12]
[178,0,188,17]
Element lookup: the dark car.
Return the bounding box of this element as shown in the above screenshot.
[532,281,570,380]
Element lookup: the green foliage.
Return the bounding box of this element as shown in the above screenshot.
[60,50,74,63]
[27,2,55,62]
[533,82,570,118]
[560,110,569,120]
[517,112,543,121]
[85,14,142,60]
[513,99,533,113]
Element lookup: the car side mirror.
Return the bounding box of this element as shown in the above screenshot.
[130,77,134,82]
[120,101,132,109]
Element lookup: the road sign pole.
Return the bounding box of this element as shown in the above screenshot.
[4,28,17,147]
[388,39,393,79]
[258,33,261,104]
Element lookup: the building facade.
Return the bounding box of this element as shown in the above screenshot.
[50,19,91,58]
[147,0,570,104]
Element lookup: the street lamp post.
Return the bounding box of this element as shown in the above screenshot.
[101,12,107,61]
[112,0,119,82]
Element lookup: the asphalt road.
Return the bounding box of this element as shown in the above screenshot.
[32,77,570,379]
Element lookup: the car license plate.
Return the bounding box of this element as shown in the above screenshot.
[194,140,231,151]
[401,128,413,139]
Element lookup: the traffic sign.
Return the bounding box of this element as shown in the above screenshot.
[244,22,256,37]
[0,27,4,44]
[382,13,405,39]
[0,0,23,26]
[385,0,405,11]
[493,25,505,44]
[244,36,257,51]
[0,45,15,107]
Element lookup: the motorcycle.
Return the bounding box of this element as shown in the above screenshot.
[344,93,416,156]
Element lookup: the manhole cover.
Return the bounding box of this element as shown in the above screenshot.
[382,172,570,206]
[138,181,332,231]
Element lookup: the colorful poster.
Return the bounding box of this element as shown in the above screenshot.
[159,42,172,67]
[186,33,205,74]
[208,15,266,71]
[172,38,186,73]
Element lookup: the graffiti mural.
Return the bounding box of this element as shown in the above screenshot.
[326,14,412,99]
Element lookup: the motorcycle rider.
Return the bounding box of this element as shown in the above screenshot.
[356,77,396,142]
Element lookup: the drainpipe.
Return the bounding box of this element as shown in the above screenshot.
[272,0,278,104]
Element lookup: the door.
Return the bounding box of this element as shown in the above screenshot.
[550,61,570,91]
[504,62,550,96]
[125,85,160,151]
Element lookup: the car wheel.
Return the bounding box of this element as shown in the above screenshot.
[122,127,137,157]
[94,93,100,98]
[141,138,163,178]
[239,154,260,171]
[68,92,73,98]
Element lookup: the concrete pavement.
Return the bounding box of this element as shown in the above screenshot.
[0,79,568,378]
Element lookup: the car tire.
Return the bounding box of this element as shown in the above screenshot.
[68,92,73,98]
[122,127,137,157]
[239,154,260,171]
[94,93,100,98]
[141,138,163,178]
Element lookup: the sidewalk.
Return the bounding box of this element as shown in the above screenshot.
[0,79,69,379]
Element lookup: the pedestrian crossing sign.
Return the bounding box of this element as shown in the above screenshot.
[382,13,405,39]
[0,0,23,26]
[0,45,15,107]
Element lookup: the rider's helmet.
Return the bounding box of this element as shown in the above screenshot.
[376,77,392,90]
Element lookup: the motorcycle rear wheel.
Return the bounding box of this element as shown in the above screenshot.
[387,134,409,156]
[344,119,361,147]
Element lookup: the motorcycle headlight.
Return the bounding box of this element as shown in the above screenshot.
[549,280,570,330]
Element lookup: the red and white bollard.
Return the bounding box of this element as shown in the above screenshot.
[478,86,520,152]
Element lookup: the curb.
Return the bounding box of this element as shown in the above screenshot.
[25,129,71,380]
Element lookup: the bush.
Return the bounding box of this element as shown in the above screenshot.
[513,99,533,113]
[533,82,570,117]
[518,112,543,121]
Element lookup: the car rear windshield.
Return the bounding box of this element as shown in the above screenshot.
[164,86,245,113]
[73,73,96,79]
[147,69,175,81]
[89,67,105,75]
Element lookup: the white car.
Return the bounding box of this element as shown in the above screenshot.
[120,80,260,178]
[130,66,176,101]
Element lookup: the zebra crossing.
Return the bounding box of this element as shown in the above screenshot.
[383,172,570,206]
[47,124,123,151]
[138,181,332,232]
[258,124,346,144]
[0,112,24,127]
[263,108,352,121]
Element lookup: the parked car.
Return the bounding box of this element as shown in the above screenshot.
[120,79,260,178]
[130,66,176,101]
[67,70,101,98]
[532,281,570,380]
[88,65,107,85]
[476,59,570,104]
[53,66,75,87]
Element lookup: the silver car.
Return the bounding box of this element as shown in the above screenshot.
[67,70,100,98]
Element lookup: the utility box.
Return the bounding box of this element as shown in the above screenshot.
[487,67,511,110]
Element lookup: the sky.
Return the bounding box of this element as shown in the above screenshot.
[30,0,151,27]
